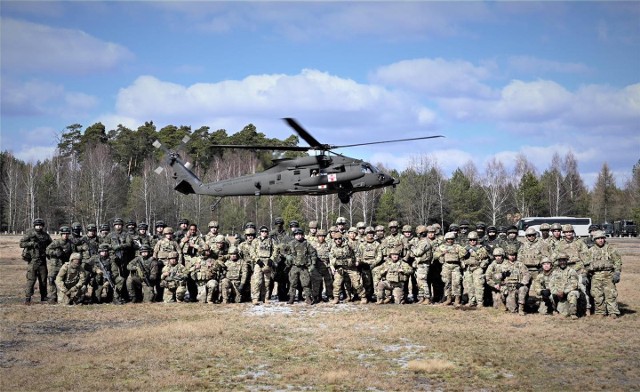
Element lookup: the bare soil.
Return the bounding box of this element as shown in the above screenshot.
[1,235,639,391]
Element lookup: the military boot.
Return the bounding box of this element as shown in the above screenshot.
[376,298,383,305]
[424,297,433,305]
[454,296,461,307]
[331,298,339,304]
[360,297,368,304]
[305,297,313,305]
[287,297,295,305]
[383,297,392,304]
[24,297,32,306]
[252,299,260,305]
[442,296,452,306]
[518,306,526,316]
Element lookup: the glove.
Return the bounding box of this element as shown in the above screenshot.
[256,260,265,268]
[238,284,244,292]
[502,271,511,279]
[541,289,551,298]
[613,272,621,284]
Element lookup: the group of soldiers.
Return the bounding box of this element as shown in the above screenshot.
[19,216,623,318]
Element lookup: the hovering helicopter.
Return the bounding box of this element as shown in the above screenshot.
[154,118,443,206]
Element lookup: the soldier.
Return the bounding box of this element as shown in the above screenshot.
[553,224,590,316]
[382,220,404,258]
[285,228,316,305]
[548,223,563,251]
[131,222,153,255]
[269,217,287,243]
[518,227,551,310]
[448,224,460,244]
[411,225,433,304]
[533,257,554,315]
[55,252,87,305]
[497,226,508,240]
[433,232,467,307]
[462,231,490,307]
[125,220,137,237]
[376,249,414,304]
[20,218,53,304]
[539,223,552,245]
[306,221,319,247]
[357,226,383,302]
[126,244,158,303]
[151,220,166,249]
[347,227,359,251]
[426,225,444,303]
[202,246,227,303]
[458,220,471,243]
[90,243,125,304]
[485,248,508,310]
[584,224,602,248]
[550,253,580,319]
[79,223,100,260]
[587,231,622,318]
[499,226,521,254]
[160,251,188,303]
[252,226,277,304]
[501,246,530,316]
[310,229,334,303]
[330,232,367,304]
[175,218,190,243]
[153,226,183,299]
[483,225,501,257]
[45,226,75,304]
[475,222,487,242]
[204,220,221,245]
[335,216,348,235]
[181,224,207,301]
[70,222,84,248]
[400,225,418,301]
[374,225,386,243]
[106,218,133,282]
[356,222,367,243]
[220,246,249,304]
[238,227,257,301]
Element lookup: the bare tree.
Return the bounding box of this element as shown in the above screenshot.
[482,158,510,225]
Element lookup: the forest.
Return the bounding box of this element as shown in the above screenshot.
[1,121,639,233]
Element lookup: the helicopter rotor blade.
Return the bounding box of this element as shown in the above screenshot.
[330,135,444,149]
[211,144,311,152]
[283,118,327,150]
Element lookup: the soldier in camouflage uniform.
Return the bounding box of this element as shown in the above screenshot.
[89,244,125,304]
[153,227,182,299]
[485,248,508,310]
[374,225,385,243]
[285,228,316,305]
[79,224,100,261]
[548,223,563,252]
[175,218,190,243]
[532,257,554,315]
[550,253,579,319]
[499,226,521,254]
[426,225,444,303]
[106,218,134,281]
[553,224,590,316]
[400,225,418,301]
[220,246,249,303]
[335,217,348,235]
[458,220,471,244]
[447,224,460,244]
[310,229,334,303]
[518,227,551,310]
[202,246,227,303]
[483,226,501,259]
[356,222,367,243]
[433,232,467,307]
[501,246,531,316]
[587,231,622,318]
[151,220,166,250]
[251,226,277,304]
[131,222,153,256]
[330,232,367,304]
[20,218,52,304]
[161,251,188,303]
[70,222,84,249]
[475,222,487,243]
[126,244,158,303]
[357,226,383,302]
[411,225,433,304]
[462,231,490,307]
[306,221,319,247]
[376,249,414,304]
[539,223,552,246]
[55,252,87,305]
[584,224,601,248]
[45,226,75,304]
[238,227,257,302]
[181,224,208,302]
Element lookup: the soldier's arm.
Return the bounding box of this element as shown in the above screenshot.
[19,232,35,248]
[520,265,531,286]
[612,247,623,273]
[55,265,67,291]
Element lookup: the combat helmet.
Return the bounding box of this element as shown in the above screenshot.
[467,231,479,240]
[492,248,505,257]
[33,218,45,227]
[444,232,456,240]
[402,225,413,233]
[60,226,71,234]
[163,227,174,235]
[416,225,428,235]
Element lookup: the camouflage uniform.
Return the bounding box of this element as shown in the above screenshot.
[330,235,366,304]
[485,249,508,310]
[411,226,433,303]
[19,220,52,303]
[587,232,622,317]
[553,227,590,315]
[310,231,334,303]
[161,254,188,303]
[78,225,100,261]
[461,233,490,307]
[532,261,554,314]
[433,233,467,306]
[518,229,551,309]
[501,251,530,315]
[286,230,316,304]
[356,228,383,301]
[376,253,414,304]
[89,246,125,304]
[220,248,249,303]
[401,225,418,301]
[45,228,75,304]
[550,257,580,318]
[55,253,87,305]
[252,230,277,303]
[105,220,134,279]
[181,229,208,301]
[238,229,257,302]
[126,246,158,303]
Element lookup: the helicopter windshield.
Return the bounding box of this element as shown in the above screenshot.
[361,163,380,174]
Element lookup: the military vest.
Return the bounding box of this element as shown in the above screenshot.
[47,238,74,267]
[518,239,546,269]
[503,261,527,285]
[412,238,433,266]
[314,242,331,261]
[465,245,488,268]
[385,261,406,283]
[439,244,463,263]
[256,237,275,259]
[331,245,355,268]
[550,267,578,293]
[290,241,313,267]
[59,264,84,288]
[156,239,180,260]
[225,259,244,280]
[589,244,618,272]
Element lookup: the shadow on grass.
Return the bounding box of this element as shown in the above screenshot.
[618,302,636,316]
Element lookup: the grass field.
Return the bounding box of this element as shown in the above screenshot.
[1,235,639,391]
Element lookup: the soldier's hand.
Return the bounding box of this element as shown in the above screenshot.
[555,290,564,299]
[613,272,621,284]
[541,289,551,298]
[238,284,244,292]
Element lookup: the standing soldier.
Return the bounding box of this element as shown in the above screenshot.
[310,229,334,303]
[374,225,385,243]
[45,226,75,304]
[411,225,433,304]
[458,220,471,244]
[20,218,53,304]
[448,224,460,244]
[485,248,508,310]
[90,244,124,304]
[55,252,87,305]
[587,231,622,318]
[426,225,444,303]
[106,218,133,281]
[347,227,359,251]
[356,222,367,243]
[175,218,190,243]
[70,222,84,248]
[499,226,521,254]
[160,252,188,303]
[306,221,319,247]
[131,222,153,255]
[330,232,367,304]
[153,226,183,299]
[252,226,277,304]
[126,244,158,303]
[270,217,287,242]
[376,250,414,304]
[382,221,404,258]
[501,246,530,316]
[584,224,602,248]
[125,220,137,236]
[433,232,467,307]
[550,253,580,319]
[462,231,490,307]
[220,246,249,304]
[518,227,550,310]
[539,223,552,245]
[401,225,418,301]
[98,223,110,243]
[151,220,166,249]
[238,227,257,302]
[553,224,590,316]
[335,217,348,235]
[533,257,555,315]
[79,224,100,260]
[357,226,383,302]
[475,222,487,243]
[285,228,316,305]
[483,226,501,257]
[181,223,207,301]
[202,246,227,304]
[548,223,563,251]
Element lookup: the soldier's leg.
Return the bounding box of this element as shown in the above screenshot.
[603,277,620,316]
[310,268,323,303]
[415,266,429,303]
[492,291,504,310]
[142,283,155,303]
[566,291,579,317]
[47,263,59,304]
[375,280,387,303]
[392,284,404,304]
[462,270,474,305]
[251,270,264,303]
[505,288,517,313]
[113,276,125,304]
[176,285,187,302]
[126,275,140,302]
[361,268,374,300]
[25,262,36,301]
[517,286,528,315]
[206,280,219,303]
[474,269,486,307]
[263,272,273,302]
[288,267,300,303]
[163,287,177,303]
[220,279,231,303]
[348,270,367,302]
[441,264,452,301]
[332,270,345,302]
[451,265,462,305]
[196,282,207,303]
[590,274,606,315]
[300,269,312,303]
[321,267,334,301]
[37,262,49,301]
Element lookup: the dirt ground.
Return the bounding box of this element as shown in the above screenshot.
[1,235,639,391]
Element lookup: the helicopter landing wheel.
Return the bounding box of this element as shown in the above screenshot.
[338,191,351,204]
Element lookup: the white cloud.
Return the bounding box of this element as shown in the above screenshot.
[493,79,573,122]
[14,145,57,164]
[1,18,133,75]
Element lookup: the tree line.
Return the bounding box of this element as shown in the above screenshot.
[1,121,639,233]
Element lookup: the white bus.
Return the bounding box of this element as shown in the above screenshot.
[516,216,592,238]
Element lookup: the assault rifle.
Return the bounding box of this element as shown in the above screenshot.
[137,258,153,288]
[97,258,116,289]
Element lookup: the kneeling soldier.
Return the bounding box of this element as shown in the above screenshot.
[55,252,87,305]
[376,250,414,304]
[161,252,187,303]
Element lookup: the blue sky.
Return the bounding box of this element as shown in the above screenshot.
[1,1,639,188]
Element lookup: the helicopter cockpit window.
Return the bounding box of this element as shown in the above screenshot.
[361,164,379,174]
[310,169,319,177]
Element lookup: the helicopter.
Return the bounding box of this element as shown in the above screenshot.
[153,118,443,206]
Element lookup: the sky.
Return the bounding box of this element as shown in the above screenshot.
[1,1,639,189]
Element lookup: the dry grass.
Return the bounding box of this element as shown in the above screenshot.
[1,235,639,391]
